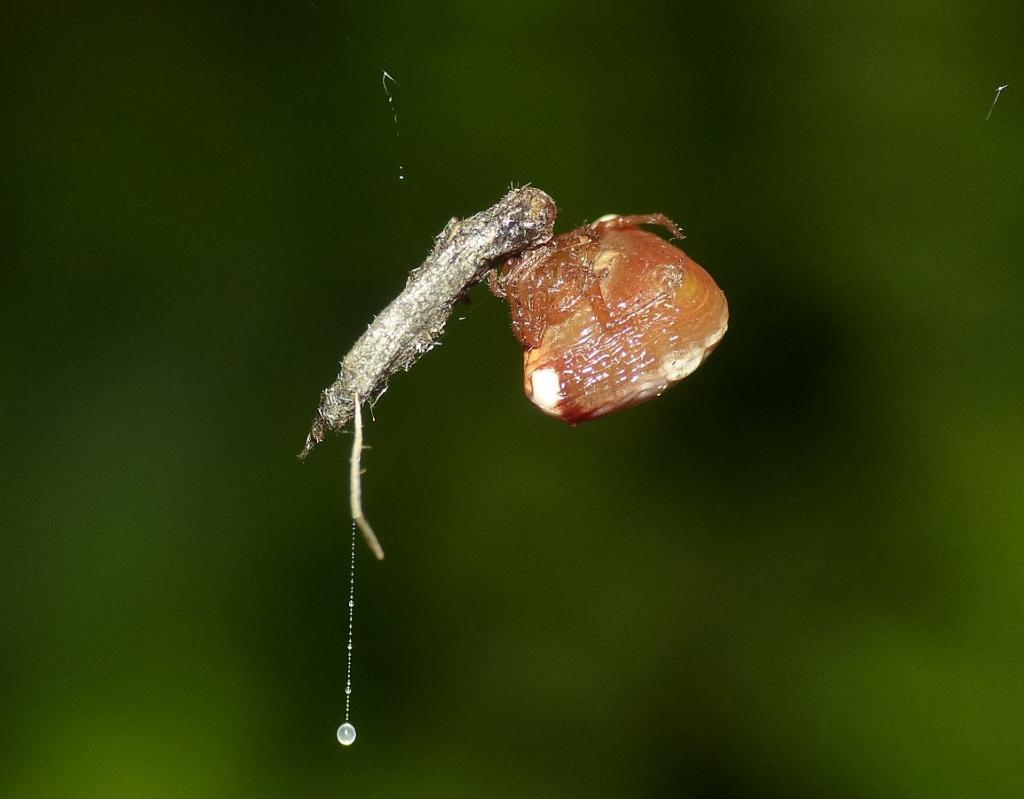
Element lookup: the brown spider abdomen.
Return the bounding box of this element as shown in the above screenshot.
[500,218,728,422]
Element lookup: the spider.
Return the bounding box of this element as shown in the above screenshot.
[491,213,728,422]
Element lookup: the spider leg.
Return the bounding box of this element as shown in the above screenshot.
[593,213,684,240]
[586,275,614,329]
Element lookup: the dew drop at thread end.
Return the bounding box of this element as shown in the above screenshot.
[337,723,357,746]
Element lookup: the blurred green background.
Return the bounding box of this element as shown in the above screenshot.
[3,1,1023,796]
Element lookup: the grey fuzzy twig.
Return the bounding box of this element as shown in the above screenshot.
[299,186,557,460]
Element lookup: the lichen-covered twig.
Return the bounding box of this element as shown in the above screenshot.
[298,186,557,461]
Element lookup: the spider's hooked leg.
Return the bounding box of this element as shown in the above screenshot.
[350,393,384,560]
[593,213,684,240]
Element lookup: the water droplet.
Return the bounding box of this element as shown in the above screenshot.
[337,722,357,746]
[347,643,353,650]
[348,599,354,608]
[345,686,352,695]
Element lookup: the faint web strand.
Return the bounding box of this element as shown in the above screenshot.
[986,83,1008,121]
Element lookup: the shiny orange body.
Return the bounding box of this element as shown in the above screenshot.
[493,215,728,422]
